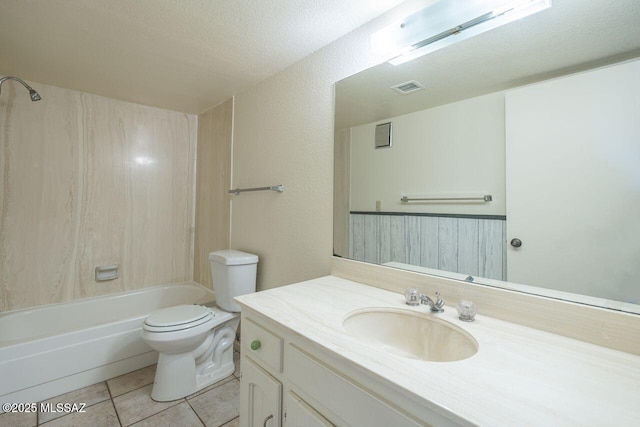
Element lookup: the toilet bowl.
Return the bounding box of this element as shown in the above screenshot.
[141,304,239,401]
[141,250,258,401]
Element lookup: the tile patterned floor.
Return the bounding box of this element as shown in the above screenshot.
[0,352,241,427]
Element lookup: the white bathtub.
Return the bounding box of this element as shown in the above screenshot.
[0,281,214,406]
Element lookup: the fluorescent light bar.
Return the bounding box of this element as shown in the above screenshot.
[372,0,551,66]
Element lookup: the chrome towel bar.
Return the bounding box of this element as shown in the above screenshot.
[401,195,492,202]
[229,185,284,195]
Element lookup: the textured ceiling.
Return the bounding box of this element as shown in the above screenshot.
[0,0,404,113]
[336,0,640,129]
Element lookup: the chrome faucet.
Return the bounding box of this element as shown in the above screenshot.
[404,288,445,312]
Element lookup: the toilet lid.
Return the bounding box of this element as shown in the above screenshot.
[144,305,212,328]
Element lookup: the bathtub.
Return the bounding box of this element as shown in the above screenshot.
[0,281,214,407]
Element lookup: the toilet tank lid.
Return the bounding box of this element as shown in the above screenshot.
[209,249,259,265]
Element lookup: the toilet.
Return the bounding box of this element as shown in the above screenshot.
[141,250,258,401]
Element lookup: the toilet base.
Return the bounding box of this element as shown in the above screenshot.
[151,352,198,401]
[150,319,239,402]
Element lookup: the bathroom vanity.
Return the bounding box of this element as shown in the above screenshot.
[236,279,457,427]
[235,264,640,427]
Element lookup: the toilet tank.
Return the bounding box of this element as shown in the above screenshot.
[208,250,258,312]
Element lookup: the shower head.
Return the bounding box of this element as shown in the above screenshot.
[29,89,41,101]
[0,76,42,101]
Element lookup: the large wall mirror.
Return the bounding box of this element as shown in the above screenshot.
[334,0,640,314]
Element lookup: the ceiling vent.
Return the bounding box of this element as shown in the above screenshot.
[390,80,425,95]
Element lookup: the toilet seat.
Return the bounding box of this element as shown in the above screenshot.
[143,305,214,333]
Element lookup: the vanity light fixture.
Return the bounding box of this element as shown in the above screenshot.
[372,0,551,66]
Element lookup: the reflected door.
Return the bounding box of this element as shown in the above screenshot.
[505,59,640,303]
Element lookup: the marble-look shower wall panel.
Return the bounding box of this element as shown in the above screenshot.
[0,84,82,309]
[77,95,197,299]
[193,99,233,290]
[0,81,197,311]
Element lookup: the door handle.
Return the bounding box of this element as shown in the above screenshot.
[510,238,523,248]
[263,414,274,427]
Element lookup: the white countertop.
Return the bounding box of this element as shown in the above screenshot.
[236,275,640,426]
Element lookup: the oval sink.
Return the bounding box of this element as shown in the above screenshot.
[343,308,478,362]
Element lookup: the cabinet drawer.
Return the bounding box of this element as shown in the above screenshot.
[286,345,424,427]
[242,317,283,373]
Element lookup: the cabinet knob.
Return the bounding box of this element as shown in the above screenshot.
[250,340,261,350]
[510,238,523,248]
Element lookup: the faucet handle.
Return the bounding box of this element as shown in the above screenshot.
[434,291,445,311]
[457,299,477,322]
[404,288,420,306]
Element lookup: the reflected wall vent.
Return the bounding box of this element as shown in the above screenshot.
[391,80,424,95]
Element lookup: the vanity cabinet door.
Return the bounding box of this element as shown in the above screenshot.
[240,356,282,427]
[285,391,334,427]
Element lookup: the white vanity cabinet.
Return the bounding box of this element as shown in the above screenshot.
[285,391,334,427]
[239,309,430,427]
[240,356,282,427]
[238,275,640,427]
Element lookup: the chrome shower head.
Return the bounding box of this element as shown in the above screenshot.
[0,76,42,101]
[29,89,41,101]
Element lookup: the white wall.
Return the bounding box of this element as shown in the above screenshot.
[230,1,434,290]
[350,92,506,215]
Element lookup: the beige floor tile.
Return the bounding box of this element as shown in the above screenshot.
[40,400,119,427]
[0,409,37,427]
[187,379,239,427]
[187,375,235,400]
[39,382,111,423]
[107,364,157,397]
[113,384,182,426]
[130,401,203,427]
[221,417,239,427]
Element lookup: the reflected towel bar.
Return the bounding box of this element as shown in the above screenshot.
[401,195,492,202]
[229,185,284,195]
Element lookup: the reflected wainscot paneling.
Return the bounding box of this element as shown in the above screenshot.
[350,213,506,281]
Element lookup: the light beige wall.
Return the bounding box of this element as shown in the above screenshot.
[193,99,233,289]
[350,92,506,215]
[0,80,197,311]
[230,2,430,290]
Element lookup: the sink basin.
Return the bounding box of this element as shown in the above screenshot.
[342,308,478,362]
